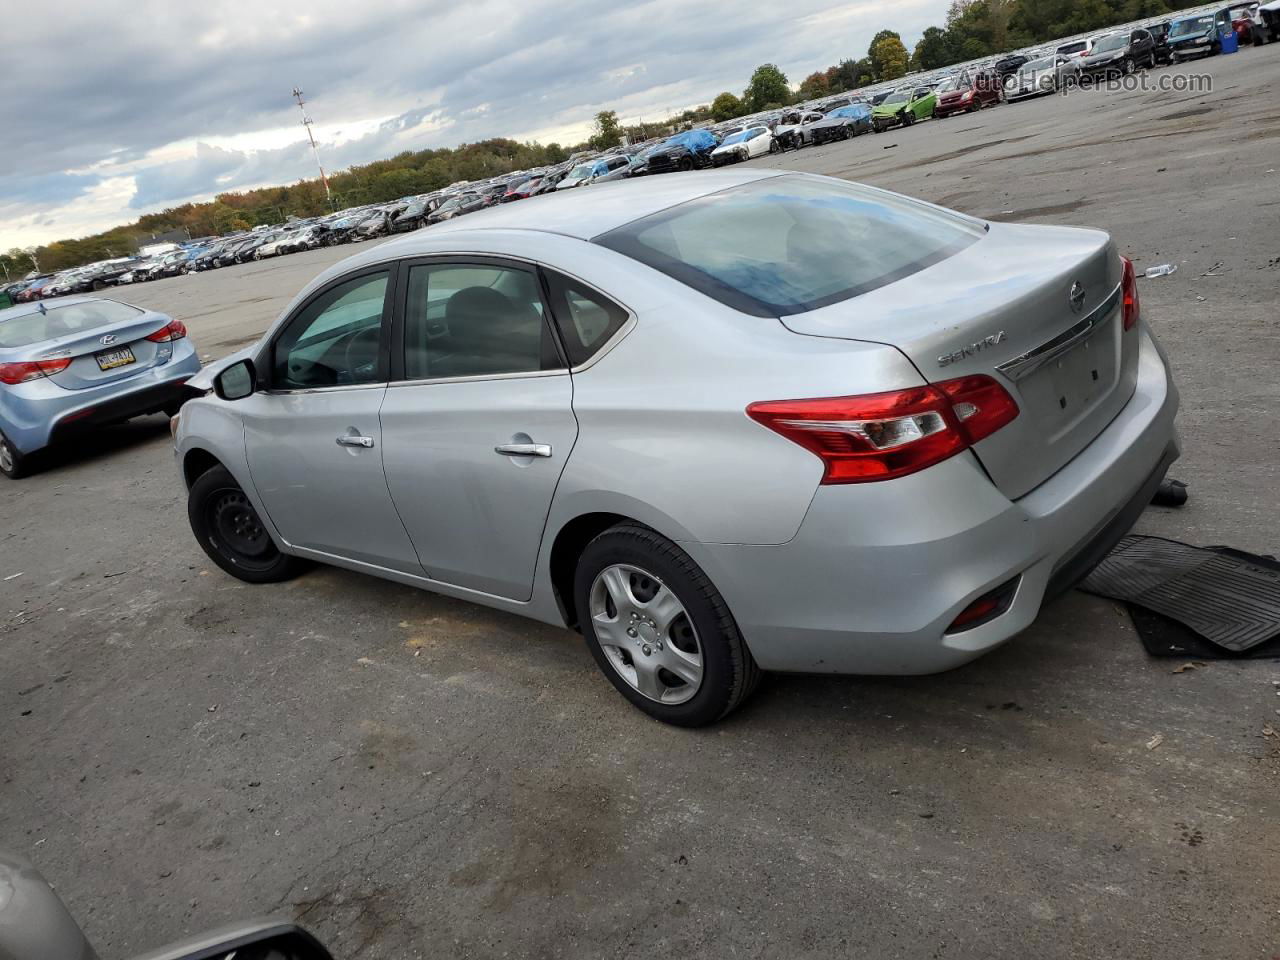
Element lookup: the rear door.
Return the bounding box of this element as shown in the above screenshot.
[379,258,579,601]
[238,267,423,573]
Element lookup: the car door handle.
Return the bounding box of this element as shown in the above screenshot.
[336,435,375,449]
[494,442,552,458]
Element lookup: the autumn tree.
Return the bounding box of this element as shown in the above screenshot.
[745,63,791,110]
[591,110,622,149]
[913,26,957,69]
[797,71,830,101]
[869,31,910,81]
[710,92,745,121]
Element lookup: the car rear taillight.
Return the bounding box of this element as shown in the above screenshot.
[746,375,1019,484]
[1120,256,1139,331]
[0,357,73,385]
[145,319,188,342]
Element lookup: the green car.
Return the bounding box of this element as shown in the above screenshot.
[871,85,938,132]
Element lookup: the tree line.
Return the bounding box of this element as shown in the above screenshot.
[7,0,1202,277]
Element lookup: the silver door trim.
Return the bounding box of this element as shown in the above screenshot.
[263,382,389,396]
[995,281,1122,383]
[387,368,570,389]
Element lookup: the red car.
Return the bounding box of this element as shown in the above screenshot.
[932,69,1002,118]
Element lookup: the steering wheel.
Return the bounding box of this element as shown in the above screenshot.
[342,326,382,383]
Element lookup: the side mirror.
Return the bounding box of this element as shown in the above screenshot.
[130,922,334,960]
[214,359,256,401]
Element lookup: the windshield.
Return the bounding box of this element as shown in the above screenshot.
[595,175,984,318]
[1093,34,1128,52]
[569,164,595,179]
[1171,15,1214,34]
[1023,57,1054,72]
[1229,4,1255,17]
[721,131,751,145]
[829,105,866,117]
[0,300,143,348]
[1058,40,1088,54]
[882,89,908,105]
[935,76,960,93]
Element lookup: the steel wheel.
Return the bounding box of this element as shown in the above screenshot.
[589,563,703,705]
[207,489,274,565]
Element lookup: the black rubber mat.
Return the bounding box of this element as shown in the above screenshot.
[1080,536,1280,658]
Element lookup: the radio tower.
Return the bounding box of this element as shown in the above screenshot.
[292,87,333,207]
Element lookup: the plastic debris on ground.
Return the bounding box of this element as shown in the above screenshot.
[1151,478,1189,507]
[1143,264,1177,278]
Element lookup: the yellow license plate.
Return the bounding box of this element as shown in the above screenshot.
[95,347,136,371]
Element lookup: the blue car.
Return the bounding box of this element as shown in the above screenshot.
[0,297,201,478]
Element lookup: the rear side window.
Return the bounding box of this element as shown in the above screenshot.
[402,263,562,380]
[542,270,628,366]
[594,175,984,318]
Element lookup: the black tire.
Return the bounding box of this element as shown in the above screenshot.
[188,465,305,583]
[678,156,694,172]
[574,523,761,726]
[0,431,30,479]
[92,279,108,291]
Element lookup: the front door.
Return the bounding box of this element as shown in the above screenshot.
[241,268,422,574]
[379,260,579,600]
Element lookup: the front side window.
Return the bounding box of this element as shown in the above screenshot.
[272,272,389,389]
[402,263,561,380]
[595,175,984,318]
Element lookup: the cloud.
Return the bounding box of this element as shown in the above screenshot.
[0,0,949,248]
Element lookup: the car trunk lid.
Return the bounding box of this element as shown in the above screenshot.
[39,310,179,391]
[779,221,1139,500]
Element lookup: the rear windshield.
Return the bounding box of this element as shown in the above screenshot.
[594,175,984,318]
[0,300,143,348]
[1058,40,1089,53]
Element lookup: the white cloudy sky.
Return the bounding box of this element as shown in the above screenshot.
[1,0,948,250]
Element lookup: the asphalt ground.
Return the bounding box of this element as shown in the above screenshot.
[2,48,1278,960]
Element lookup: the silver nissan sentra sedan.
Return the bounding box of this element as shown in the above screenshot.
[174,170,1179,726]
[0,296,200,478]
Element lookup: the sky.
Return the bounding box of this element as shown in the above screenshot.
[0,0,949,251]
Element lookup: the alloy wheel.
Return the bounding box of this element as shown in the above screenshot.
[589,563,703,704]
[0,437,15,475]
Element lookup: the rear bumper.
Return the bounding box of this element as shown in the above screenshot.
[0,343,201,454]
[680,323,1179,675]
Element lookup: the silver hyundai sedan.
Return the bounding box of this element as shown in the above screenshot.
[175,170,1179,726]
[1,296,201,478]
